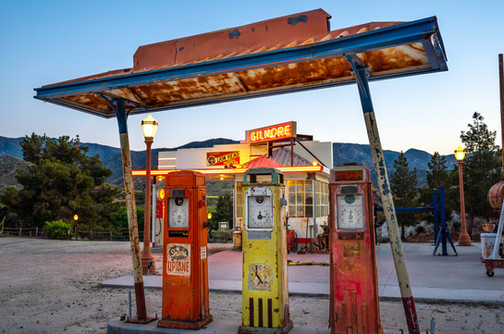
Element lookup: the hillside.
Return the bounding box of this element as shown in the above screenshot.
[0,136,24,159]
[0,136,458,190]
[332,142,458,187]
[0,137,240,188]
[333,142,457,171]
[0,156,31,193]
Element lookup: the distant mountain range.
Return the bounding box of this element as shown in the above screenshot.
[0,136,241,187]
[0,135,458,189]
[333,142,458,187]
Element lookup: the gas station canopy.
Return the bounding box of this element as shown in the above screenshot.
[34,9,447,118]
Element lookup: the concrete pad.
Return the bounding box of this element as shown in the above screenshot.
[102,243,504,304]
[107,318,330,334]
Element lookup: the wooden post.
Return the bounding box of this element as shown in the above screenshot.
[499,54,504,176]
[112,98,155,324]
[346,55,420,334]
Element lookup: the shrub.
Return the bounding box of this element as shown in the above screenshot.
[43,220,72,240]
[210,229,233,243]
[415,225,425,234]
[377,236,390,244]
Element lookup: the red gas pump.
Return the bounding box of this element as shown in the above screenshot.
[329,164,381,334]
[158,171,212,329]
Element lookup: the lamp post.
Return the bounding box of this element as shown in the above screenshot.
[207,212,212,239]
[141,115,158,274]
[454,146,472,246]
[73,214,78,240]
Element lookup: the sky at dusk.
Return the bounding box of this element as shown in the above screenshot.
[1,0,503,155]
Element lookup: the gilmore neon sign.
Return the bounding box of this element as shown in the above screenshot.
[247,121,297,144]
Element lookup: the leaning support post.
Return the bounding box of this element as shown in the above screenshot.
[113,98,155,324]
[345,55,420,334]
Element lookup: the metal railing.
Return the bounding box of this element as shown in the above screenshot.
[0,227,143,241]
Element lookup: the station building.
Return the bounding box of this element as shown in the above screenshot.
[146,121,332,249]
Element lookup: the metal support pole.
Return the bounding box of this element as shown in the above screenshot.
[151,177,157,247]
[113,99,155,324]
[290,138,294,166]
[433,189,438,243]
[312,176,317,248]
[433,186,457,256]
[440,186,447,254]
[491,198,504,259]
[345,55,420,334]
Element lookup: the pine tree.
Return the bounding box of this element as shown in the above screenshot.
[212,194,233,229]
[1,133,120,231]
[391,152,418,200]
[458,112,501,236]
[426,152,449,189]
[419,152,455,229]
[390,151,418,239]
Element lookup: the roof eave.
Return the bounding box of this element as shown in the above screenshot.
[34,16,447,116]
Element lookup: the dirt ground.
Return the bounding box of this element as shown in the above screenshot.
[0,238,502,334]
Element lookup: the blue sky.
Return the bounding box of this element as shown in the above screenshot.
[1,0,503,155]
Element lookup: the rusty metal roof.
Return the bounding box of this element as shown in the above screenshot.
[34,9,447,118]
[245,147,312,169]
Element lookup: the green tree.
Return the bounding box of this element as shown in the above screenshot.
[0,133,121,230]
[212,194,233,229]
[458,112,501,235]
[419,152,459,231]
[390,151,418,240]
[419,152,452,211]
[426,152,449,189]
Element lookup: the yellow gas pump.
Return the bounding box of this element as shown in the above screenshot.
[239,168,292,334]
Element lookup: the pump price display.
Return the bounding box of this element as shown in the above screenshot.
[247,195,273,229]
[168,197,189,228]
[337,194,364,229]
[334,169,364,181]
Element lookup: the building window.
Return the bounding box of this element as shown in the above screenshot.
[316,180,329,218]
[236,179,329,220]
[287,180,313,218]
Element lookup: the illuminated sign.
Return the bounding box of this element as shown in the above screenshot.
[246,121,297,144]
[206,151,240,167]
[334,169,364,182]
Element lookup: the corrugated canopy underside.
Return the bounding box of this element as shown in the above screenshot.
[34,9,447,118]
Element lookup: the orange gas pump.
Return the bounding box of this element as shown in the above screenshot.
[158,171,212,329]
[329,164,382,334]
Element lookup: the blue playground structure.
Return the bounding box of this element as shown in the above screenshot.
[377,186,457,256]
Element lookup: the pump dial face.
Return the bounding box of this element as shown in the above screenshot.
[247,195,273,229]
[168,197,189,228]
[337,194,364,229]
